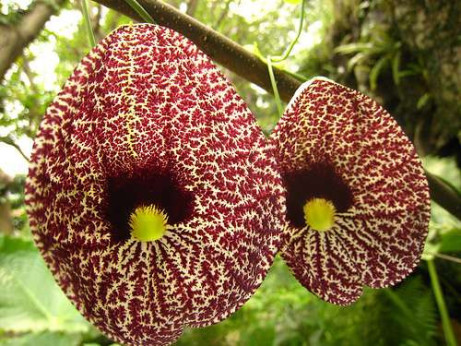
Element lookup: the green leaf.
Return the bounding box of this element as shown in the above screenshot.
[347,52,368,70]
[0,236,90,334]
[392,277,438,344]
[0,331,80,346]
[335,42,374,55]
[369,56,389,91]
[439,228,461,253]
[417,93,431,109]
[392,50,401,85]
[0,236,35,254]
[284,0,301,4]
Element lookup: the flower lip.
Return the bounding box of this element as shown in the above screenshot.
[271,77,430,305]
[25,23,285,344]
[106,168,194,243]
[284,162,353,229]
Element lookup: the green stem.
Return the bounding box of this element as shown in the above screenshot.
[124,0,156,23]
[265,0,307,115]
[283,69,308,82]
[82,0,96,48]
[267,55,283,116]
[427,259,458,346]
[271,0,306,63]
[428,252,461,264]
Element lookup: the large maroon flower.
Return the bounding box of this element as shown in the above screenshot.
[25,24,285,345]
[270,78,430,305]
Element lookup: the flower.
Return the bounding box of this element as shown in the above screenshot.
[270,77,430,305]
[25,24,285,345]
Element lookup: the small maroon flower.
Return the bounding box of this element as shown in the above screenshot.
[270,78,430,305]
[25,24,285,345]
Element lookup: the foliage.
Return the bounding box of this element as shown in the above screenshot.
[176,258,440,346]
[0,0,31,25]
[308,0,461,155]
[317,277,437,346]
[177,257,312,345]
[1,332,82,346]
[0,236,90,335]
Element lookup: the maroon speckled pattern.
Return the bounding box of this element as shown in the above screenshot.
[270,78,430,305]
[25,24,285,345]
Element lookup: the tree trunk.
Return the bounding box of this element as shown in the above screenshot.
[0,0,66,82]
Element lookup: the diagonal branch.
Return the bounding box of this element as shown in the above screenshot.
[92,0,461,221]
[91,0,301,103]
[0,0,66,82]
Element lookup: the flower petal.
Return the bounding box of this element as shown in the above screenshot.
[25,24,285,344]
[271,77,430,305]
[283,227,362,304]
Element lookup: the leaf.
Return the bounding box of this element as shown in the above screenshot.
[439,228,461,253]
[347,52,368,70]
[0,236,35,254]
[0,332,80,346]
[390,277,438,345]
[369,56,389,90]
[335,42,374,55]
[392,50,401,85]
[417,93,431,109]
[0,236,90,334]
[283,0,301,4]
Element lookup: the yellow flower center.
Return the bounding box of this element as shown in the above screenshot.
[303,198,336,232]
[129,205,168,242]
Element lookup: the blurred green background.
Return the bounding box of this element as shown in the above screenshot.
[1,0,461,345]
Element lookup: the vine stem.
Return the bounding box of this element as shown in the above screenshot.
[266,0,306,115]
[267,56,283,116]
[427,259,458,346]
[82,0,96,48]
[427,252,461,264]
[271,0,307,63]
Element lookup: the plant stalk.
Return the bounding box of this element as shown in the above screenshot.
[427,259,458,346]
[82,0,96,47]
[267,56,283,116]
[271,0,307,63]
